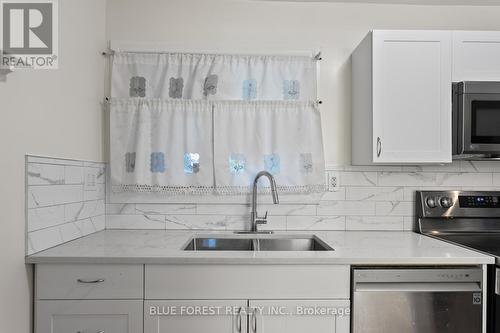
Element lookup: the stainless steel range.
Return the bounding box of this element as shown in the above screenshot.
[417,190,500,333]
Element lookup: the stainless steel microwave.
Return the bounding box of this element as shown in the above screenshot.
[453,81,500,158]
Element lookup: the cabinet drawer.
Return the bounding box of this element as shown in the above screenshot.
[36,300,143,333]
[36,264,143,300]
[145,264,350,299]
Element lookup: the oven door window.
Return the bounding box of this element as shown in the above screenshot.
[471,100,500,144]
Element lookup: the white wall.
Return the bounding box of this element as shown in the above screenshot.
[4,1,500,331]
[0,0,106,332]
[106,0,500,167]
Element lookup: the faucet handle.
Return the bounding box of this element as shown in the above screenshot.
[256,211,268,225]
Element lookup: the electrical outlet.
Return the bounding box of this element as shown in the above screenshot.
[327,171,340,192]
[84,171,97,191]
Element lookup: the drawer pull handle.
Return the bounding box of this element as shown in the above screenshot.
[76,278,105,284]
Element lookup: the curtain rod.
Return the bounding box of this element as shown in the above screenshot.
[101,50,322,60]
[104,97,323,104]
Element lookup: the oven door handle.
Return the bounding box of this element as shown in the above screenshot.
[354,282,481,292]
[496,268,500,296]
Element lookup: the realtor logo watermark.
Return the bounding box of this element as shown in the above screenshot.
[1,0,58,69]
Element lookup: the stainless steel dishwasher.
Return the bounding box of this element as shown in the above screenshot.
[352,267,483,333]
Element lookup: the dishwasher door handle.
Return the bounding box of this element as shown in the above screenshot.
[354,282,482,292]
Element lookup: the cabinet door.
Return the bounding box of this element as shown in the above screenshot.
[453,31,500,81]
[372,30,452,164]
[248,300,350,333]
[36,300,143,333]
[144,300,248,333]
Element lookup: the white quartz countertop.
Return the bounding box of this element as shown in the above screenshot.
[25,230,494,265]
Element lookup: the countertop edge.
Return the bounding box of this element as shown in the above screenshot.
[25,256,495,265]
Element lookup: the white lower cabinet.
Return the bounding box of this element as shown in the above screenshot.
[143,265,351,333]
[144,300,350,333]
[249,300,350,333]
[144,300,248,333]
[34,264,351,333]
[36,300,143,333]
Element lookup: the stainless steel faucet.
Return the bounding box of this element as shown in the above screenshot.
[246,171,280,233]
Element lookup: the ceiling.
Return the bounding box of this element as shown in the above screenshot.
[261,0,500,5]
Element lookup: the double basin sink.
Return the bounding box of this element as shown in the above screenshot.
[184,235,333,252]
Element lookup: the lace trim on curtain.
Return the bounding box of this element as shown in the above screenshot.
[112,184,327,195]
[214,184,327,195]
[111,184,216,195]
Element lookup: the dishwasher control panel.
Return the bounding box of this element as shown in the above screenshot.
[353,268,483,284]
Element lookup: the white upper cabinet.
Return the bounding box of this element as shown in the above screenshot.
[453,31,500,82]
[352,30,453,165]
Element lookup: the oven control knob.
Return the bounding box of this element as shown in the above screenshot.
[426,197,437,208]
[440,197,453,208]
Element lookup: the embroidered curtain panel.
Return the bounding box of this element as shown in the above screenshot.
[110,99,214,194]
[111,52,317,101]
[213,101,325,194]
[110,51,325,195]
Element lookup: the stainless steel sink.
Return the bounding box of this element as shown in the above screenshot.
[183,236,333,251]
[255,238,332,251]
[184,238,254,251]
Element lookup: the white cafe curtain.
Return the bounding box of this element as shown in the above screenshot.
[111,52,317,101]
[109,51,325,195]
[110,99,214,194]
[213,101,326,194]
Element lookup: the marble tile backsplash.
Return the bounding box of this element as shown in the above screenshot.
[26,156,106,255]
[105,161,500,232]
[23,157,500,254]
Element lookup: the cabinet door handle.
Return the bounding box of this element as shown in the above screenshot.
[376,137,382,158]
[76,278,105,284]
[251,309,258,333]
[236,307,243,333]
